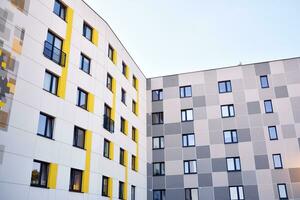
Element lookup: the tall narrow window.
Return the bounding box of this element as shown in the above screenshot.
[102,176,109,196]
[273,154,283,169]
[37,112,54,139]
[218,80,232,93]
[121,88,126,105]
[184,160,197,174]
[69,168,82,192]
[152,112,164,125]
[152,89,163,101]
[53,0,66,20]
[77,88,88,110]
[73,126,85,149]
[226,157,241,171]
[43,70,58,95]
[268,126,278,140]
[182,133,195,147]
[103,139,110,159]
[122,61,127,77]
[30,160,49,188]
[153,190,166,200]
[153,136,164,149]
[131,185,136,200]
[83,22,92,41]
[185,188,198,200]
[221,104,235,118]
[264,100,273,113]
[153,162,165,176]
[106,73,113,91]
[132,155,137,171]
[133,75,138,90]
[277,184,288,199]
[223,130,238,144]
[181,109,194,122]
[132,127,137,142]
[260,75,269,88]
[104,104,114,133]
[132,100,137,115]
[120,117,126,134]
[108,44,114,62]
[80,53,91,74]
[229,186,244,200]
[119,181,125,200]
[119,148,125,166]
[180,86,192,98]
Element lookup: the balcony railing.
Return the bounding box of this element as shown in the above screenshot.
[43,41,66,66]
[103,114,114,133]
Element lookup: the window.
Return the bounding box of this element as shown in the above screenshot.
[104,104,114,133]
[73,126,85,149]
[77,88,88,110]
[83,22,92,41]
[153,190,166,200]
[218,80,232,93]
[273,154,283,169]
[277,184,288,199]
[43,70,58,95]
[132,100,137,115]
[184,160,197,174]
[226,157,241,171]
[153,162,165,176]
[121,88,126,105]
[181,109,194,122]
[268,126,278,140]
[221,104,235,118]
[180,86,192,98]
[131,185,136,200]
[229,186,244,200]
[264,100,273,113]
[80,53,91,74]
[102,176,109,196]
[260,75,269,88]
[133,75,138,89]
[122,61,127,77]
[108,44,114,62]
[120,148,125,166]
[53,0,66,20]
[132,155,137,171]
[152,112,164,125]
[152,89,163,101]
[103,139,110,159]
[37,112,54,139]
[132,127,137,142]
[107,73,113,91]
[185,188,198,200]
[119,181,125,200]
[182,133,195,147]
[44,31,65,66]
[30,160,49,188]
[223,130,238,144]
[69,168,82,192]
[153,136,164,149]
[120,117,126,134]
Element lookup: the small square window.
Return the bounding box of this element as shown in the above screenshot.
[73,126,85,149]
[83,22,93,41]
[30,160,49,188]
[153,162,165,176]
[218,80,232,93]
[268,126,278,140]
[152,89,163,101]
[260,75,269,88]
[221,104,235,118]
[37,112,54,139]
[43,70,58,95]
[180,86,192,98]
[69,168,82,192]
[53,0,66,20]
[182,133,195,147]
[153,190,165,200]
[184,160,197,174]
[223,130,238,144]
[77,88,88,110]
[273,154,283,169]
[152,112,164,125]
[229,186,244,200]
[153,136,164,149]
[185,188,198,200]
[181,109,194,122]
[80,53,91,74]
[226,157,241,171]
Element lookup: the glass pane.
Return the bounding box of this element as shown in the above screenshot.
[227,158,234,171]
[219,82,226,93]
[229,105,235,116]
[43,72,52,91]
[160,137,164,148]
[221,106,229,117]
[188,134,195,146]
[85,26,92,40]
[46,32,54,43]
[230,187,238,200]
[46,117,53,138]
[40,163,48,186]
[186,110,193,121]
[162,191,166,200]
[232,131,238,142]
[53,1,60,16]
[104,141,109,157]
[152,114,159,124]
[273,155,282,168]
[238,187,244,199]
[190,161,196,173]
[235,158,241,170]
[159,113,164,124]
[72,170,81,191]
[152,91,159,101]
[153,138,159,149]
[224,131,232,143]
[185,87,192,97]
[54,37,62,49]
[161,163,165,174]
[153,164,160,175]
[184,162,189,173]
[226,81,232,92]
[38,114,47,135]
[268,127,277,139]
[264,101,273,113]
[103,178,108,195]
[278,185,287,198]
[183,135,188,147]
[51,75,58,94]
[185,189,191,200]
[180,87,185,97]
[260,76,269,88]
[181,111,186,121]
[191,189,198,200]
[153,191,160,200]
[77,129,85,148]
[31,161,41,185]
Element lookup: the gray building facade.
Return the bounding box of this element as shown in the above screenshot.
[146,57,300,200]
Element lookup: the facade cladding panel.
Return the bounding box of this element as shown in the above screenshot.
[0,0,300,200]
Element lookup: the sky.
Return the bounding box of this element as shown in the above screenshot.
[84,0,300,77]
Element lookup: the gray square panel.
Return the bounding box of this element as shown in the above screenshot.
[164,123,181,135]
[252,142,267,155]
[165,148,182,161]
[199,187,214,199]
[198,173,213,187]
[208,119,222,132]
[181,122,194,133]
[166,189,185,199]
[193,96,206,107]
[254,155,269,169]
[274,86,289,98]
[242,171,257,185]
[237,129,251,142]
[0,145,4,164]
[166,175,184,188]
[152,101,163,112]
[228,172,243,185]
[281,124,296,139]
[247,101,261,114]
[214,187,230,200]
[153,149,165,162]
[153,176,165,189]
[196,145,211,159]
[254,62,270,75]
[163,75,179,88]
[152,124,164,136]
[289,168,300,182]
[244,185,259,200]
[146,79,151,90]
[197,159,212,173]
[212,158,227,172]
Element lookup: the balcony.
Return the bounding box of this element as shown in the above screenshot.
[43,41,66,66]
[103,115,114,133]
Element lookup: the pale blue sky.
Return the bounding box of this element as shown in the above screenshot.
[84,0,300,77]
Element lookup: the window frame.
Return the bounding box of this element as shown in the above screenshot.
[122,61,127,77]
[153,162,165,176]
[119,148,125,166]
[119,181,125,200]
[132,127,137,142]
[131,185,136,200]
[53,0,66,20]
[106,73,113,91]
[80,53,91,74]
[153,189,166,200]
[223,130,238,144]
[121,88,126,105]
[69,168,83,192]
[102,176,109,197]
[273,154,283,169]
[152,112,164,125]
[30,160,49,188]
[181,109,194,122]
[152,136,164,150]
[277,183,288,199]
[226,157,241,172]
[229,186,244,200]
[260,75,269,88]
[103,139,110,159]
[221,104,235,118]
[184,160,197,174]
[108,44,114,62]
[83,21,93,41]
[37,112,54,139]
[182,133,195,147]
[73,126,85,149]
[120,117,126,134]
[132,155,137,171]
[180,85,192,98]
[264,100,273,113]
[185,188,198,200]
[132,100,137,115]
[218,80,232,93]
[43,70,58,95]
[268,126,278,140]
[77,88,88,110]
[152,89,163,101]
[133,75,138,90]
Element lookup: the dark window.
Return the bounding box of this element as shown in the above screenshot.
[181,109,194,122]
[80,53,91,74]
[102,176,109,196]
[132,100,137,115]
[119,181,125,200]
[122,61,127,77]
[153,136,164,149]
[153,162,165,176]
[131,185,136,200]
[103,104,114,133]
[69,168,82,192]
[106,73,113,91]
[185,188,198,200]
[119,148,125,165]
[152,112,164,125]
[132,155,137,171]
[182,133,195,147]
[83,22,92,41]
[268,126,278,140]
[120,117,126,134]
[273,154,283,169]
[121,88,126,105]
[30,160,49,188]
[180,86,192,98]
[37,112,54,139]
[277,184,288,199]
[77,88,88,109]
[43,70,58,95]
[108,44,114,62]
[103,139,110,159]
[223,130,238,144]
[153,190,166,200]
[132,127,137,142]
[229,186,244,200]
[264,100,273,113]
[221,104,235,118]
[226,157,241,171]
[133,75,138,89]
[260,75,269,88]
[53,0,66,20]
[44,31,65,66]
[73,126,85,149]
[184,160,197,174]
[218,80,232,93]
[152,89,163,101]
